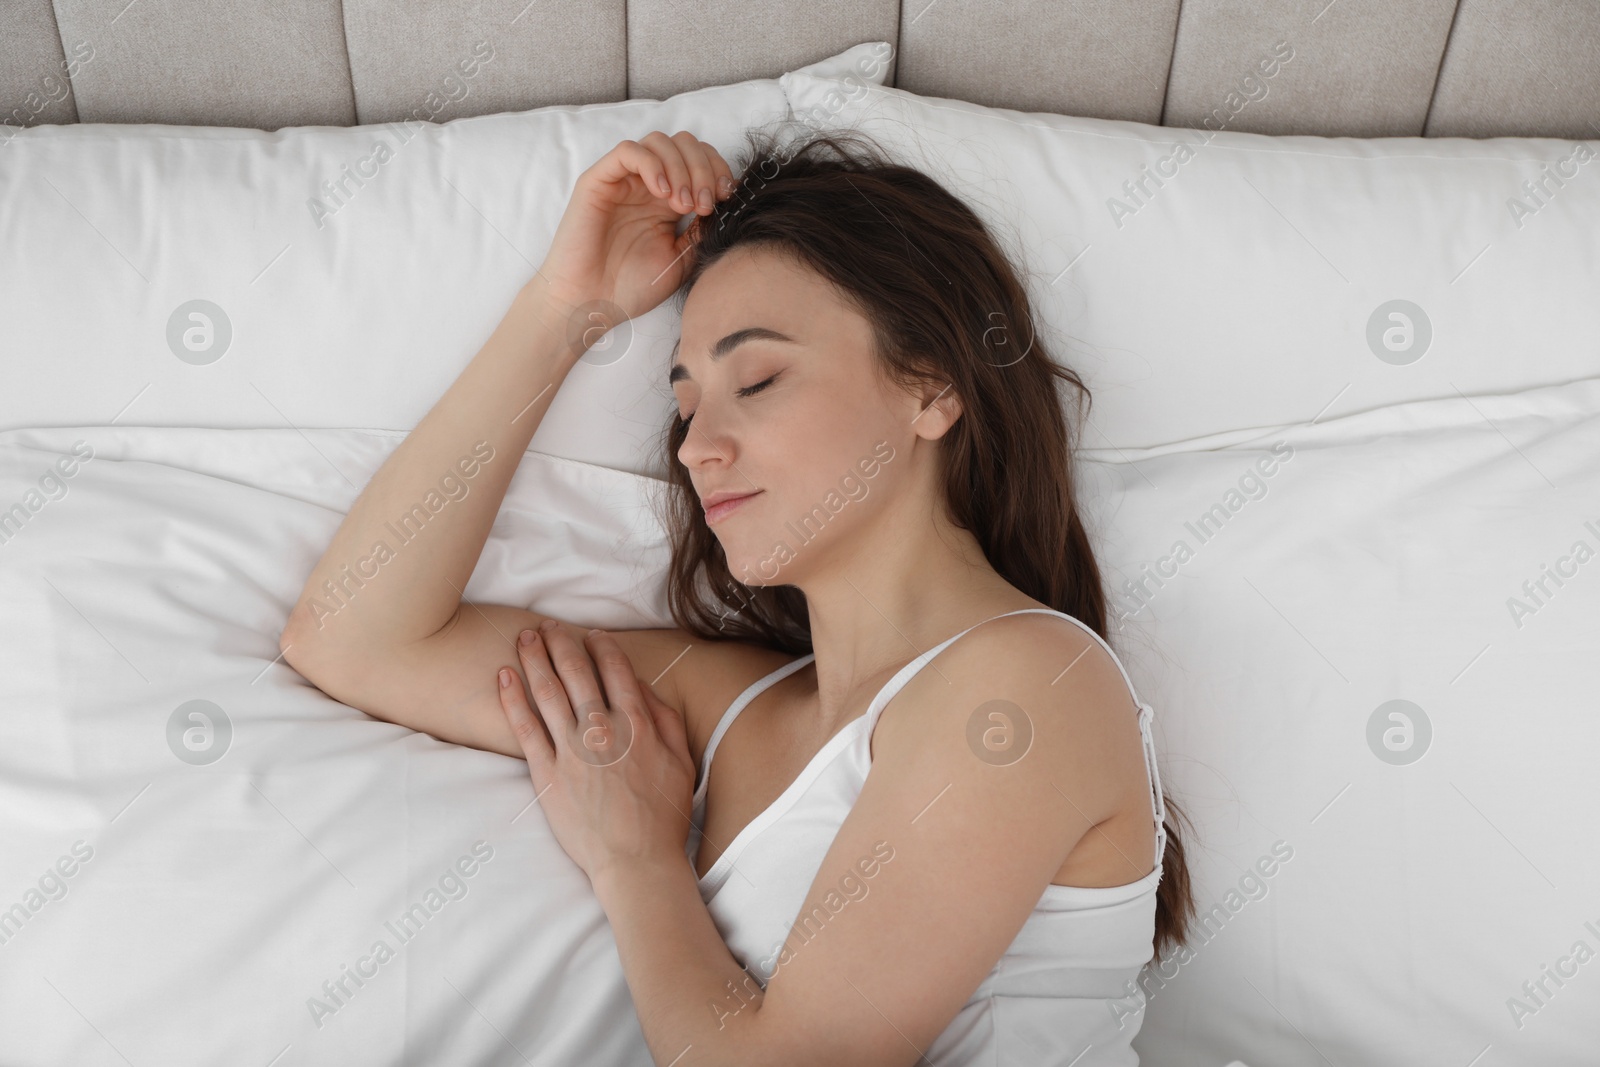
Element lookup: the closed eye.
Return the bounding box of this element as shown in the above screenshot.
[738,373,779,399]
[680,373,779,428]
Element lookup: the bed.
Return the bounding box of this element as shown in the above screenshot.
[2,6,1598,1065]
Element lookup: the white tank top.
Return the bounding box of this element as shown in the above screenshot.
[684,607,1168,1066]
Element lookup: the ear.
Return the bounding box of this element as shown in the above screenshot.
[910,381,963,442]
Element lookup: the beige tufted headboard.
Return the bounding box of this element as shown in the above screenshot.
[2,0,1598,138]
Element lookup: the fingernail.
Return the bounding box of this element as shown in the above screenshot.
[678,186,691,210]
[539,619,556,632]
[698,188,712,213]
[499,669,512,688]
[519,629,535,646]
[719,175,734,196]
[587,628,603,639]
[657,173,671,195]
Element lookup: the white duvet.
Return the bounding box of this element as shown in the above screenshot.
[0,425,673,1065]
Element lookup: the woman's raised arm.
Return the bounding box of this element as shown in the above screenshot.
[280,279,579,654]
[277,132,739,755]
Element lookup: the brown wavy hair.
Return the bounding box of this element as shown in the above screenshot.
[652,121,1194,961]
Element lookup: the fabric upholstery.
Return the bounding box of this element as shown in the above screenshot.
[1,0,1598,136]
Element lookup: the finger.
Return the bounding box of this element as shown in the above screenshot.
[539,623,607,713]
[640,682,690,759]
[693,140,738,201]
[517,628,577,738]
[640,130,694,215]
[497,663,555,772]
[581,630,655,742]
[671,214,705,265]
[669,130,719,216]
[607,138,675,203]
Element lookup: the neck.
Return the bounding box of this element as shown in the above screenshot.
[790,495,1037,730]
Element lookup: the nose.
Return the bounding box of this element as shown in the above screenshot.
[676,404,736,472]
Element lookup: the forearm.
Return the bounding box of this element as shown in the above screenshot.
[284,276,581,650]
[594,857,782,1067]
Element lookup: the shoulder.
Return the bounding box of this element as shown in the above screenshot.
[916,610,1138,719]
[620,627,800,769]
[873,610,1143,825]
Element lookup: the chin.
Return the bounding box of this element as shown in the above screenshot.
[719,533,791,588]
[724,550,783,588]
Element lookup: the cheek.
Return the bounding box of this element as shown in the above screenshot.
[800,419,896,506]
[789,396,864,458]
[748,377,904,509]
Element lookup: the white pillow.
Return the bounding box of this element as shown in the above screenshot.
[783,60,1600,450]
[1077,378,1600,1067]
[781,59,1600,1067]
[0,43,889,478]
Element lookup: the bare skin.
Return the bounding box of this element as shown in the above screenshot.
[280,131,1157,1067]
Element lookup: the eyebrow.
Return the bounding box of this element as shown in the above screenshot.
[668,327,800,385]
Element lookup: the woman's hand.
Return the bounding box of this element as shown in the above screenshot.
[535,131,740,323]
[497,621,696,883]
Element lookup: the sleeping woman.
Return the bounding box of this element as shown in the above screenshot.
[279,125,1194,1066]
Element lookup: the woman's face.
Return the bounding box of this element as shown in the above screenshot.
[671,245,946,587]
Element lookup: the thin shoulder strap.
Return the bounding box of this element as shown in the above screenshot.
[695,653,815,793]
[1002,608,1146,706]
[860,607,1129,723]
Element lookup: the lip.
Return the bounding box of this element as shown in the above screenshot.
[701,489,762,525]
